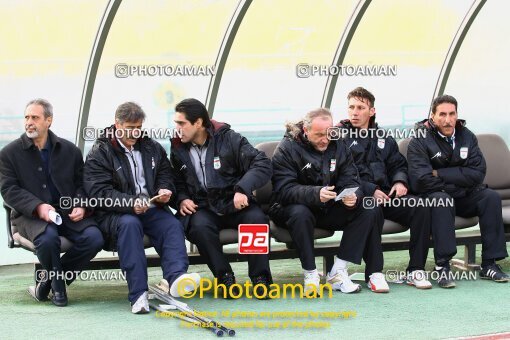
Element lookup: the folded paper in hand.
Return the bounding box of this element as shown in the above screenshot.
[334,187,359,201]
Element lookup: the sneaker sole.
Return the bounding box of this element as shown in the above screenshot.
[480,276,510,283]
[406,282,432,290]
[132,307,150,314]
[327,281,362,294]
[438,282,456,288]
[368,283,389,293]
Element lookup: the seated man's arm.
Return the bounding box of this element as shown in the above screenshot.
[386,137,409,188]
[231,131,273,195]
[335,141,362,208]
[407,138,445,194]
[436,135,486,187]
[271,142,322,206]
[0,150,44,217]
[169,148,191,208]
[83,144,138,213]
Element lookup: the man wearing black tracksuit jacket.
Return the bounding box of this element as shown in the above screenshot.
[170,98,273,298]
[270,108,388,295]
[84,102,198,314]
[408,94,508,285]
[337,87,432,289]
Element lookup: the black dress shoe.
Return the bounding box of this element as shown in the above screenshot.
[28,280,52,302]
[217,272,240,299]
[251,275,273,300]
[51,291,68,307]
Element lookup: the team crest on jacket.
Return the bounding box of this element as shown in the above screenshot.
[214,156,221,169]
[377,138,385,149]
[330,159,336,172]
[460,147,468,159]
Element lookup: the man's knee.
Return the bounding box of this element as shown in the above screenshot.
[80,226,104,252]
[480,188,501,205]
[34,225,60,251]
[117,214,143,234]
[187,213,217,240]
[427,191,452,201]
[284,204,315,225]
[239,206,269,224]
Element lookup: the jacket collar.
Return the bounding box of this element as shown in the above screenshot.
[21,129,60,151]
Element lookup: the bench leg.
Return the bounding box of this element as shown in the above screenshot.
[451,244,480,271]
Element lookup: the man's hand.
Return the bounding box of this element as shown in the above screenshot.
[36,203,56,223]
[68,207,86,222]
[179,199,198,216]
[234,192,249,210]
[342,193,357,207]
[154,189,172,204]
[389,182,407,198]
[133,198,150,215]
[320,186,336,203]
[432,170,438,177]
[373,189,390,202]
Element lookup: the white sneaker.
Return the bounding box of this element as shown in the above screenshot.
[169,273,201,298]
[326,268,361,293]
[367,272,390,293]
[303,270,321,297]
[131,291,149,314]
[406,270,432,289]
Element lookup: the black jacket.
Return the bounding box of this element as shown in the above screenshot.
[337,119,408,196]
[170,120,272,215]
[83,125,175,250]
[269,121,362,216]
[0,130,96,242]
[407,119,486,198]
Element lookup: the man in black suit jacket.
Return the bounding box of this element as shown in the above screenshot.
[0,99,103,306]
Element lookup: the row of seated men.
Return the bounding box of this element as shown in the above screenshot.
[0,88,507,314]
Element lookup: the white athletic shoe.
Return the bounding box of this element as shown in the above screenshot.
[406,270,432,289]
[367,272,390,293]
[169,273,201,298]
[304,270,321,297]
[326,268,361,293]
[131,291,149,314]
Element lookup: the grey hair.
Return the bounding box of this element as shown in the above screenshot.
[115,102,146,123]
[26,98,53,118]
[285,108,332,137]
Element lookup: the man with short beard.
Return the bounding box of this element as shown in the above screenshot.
[0,99,104,307]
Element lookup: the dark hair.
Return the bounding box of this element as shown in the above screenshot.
[431,94,458,114]
[347,87,375,107]
[115,102,146,123]
[26,98,53,118]
[175,98,211,128]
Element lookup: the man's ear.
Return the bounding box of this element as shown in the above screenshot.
[369,107,376,117]
[303,125,308,137]
[195,118,203,128]
[47,115,53,128]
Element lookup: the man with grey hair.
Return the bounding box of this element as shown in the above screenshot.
[0,99,104,307]
[270,108,388,296]
[84,102,199,314]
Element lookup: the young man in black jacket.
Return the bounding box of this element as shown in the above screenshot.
[0,99,103,307]
[337,87,432,289]
[84,102,199,313]
[270,108,388,296]
[408,94,509,286]
[170,98,273,299]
